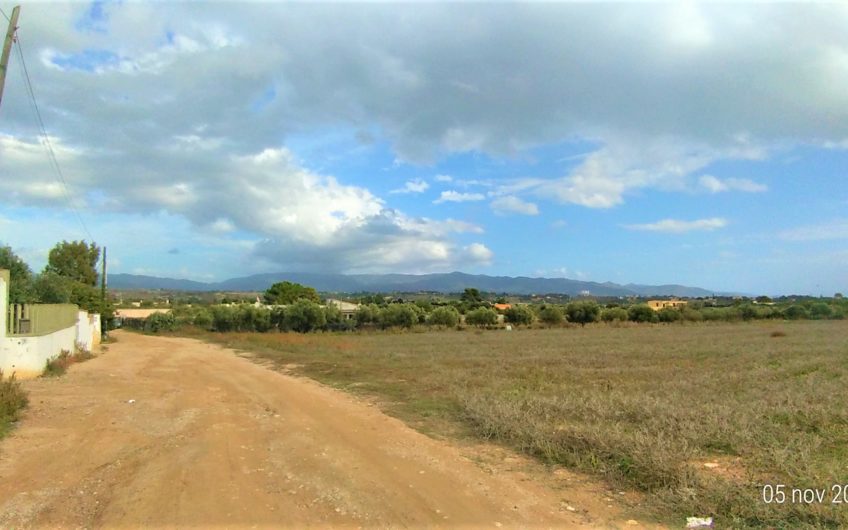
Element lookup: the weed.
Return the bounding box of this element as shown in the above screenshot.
[0,370,28,438]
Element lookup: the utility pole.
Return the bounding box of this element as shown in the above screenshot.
[0,5,21,111]
[101,246,107,339]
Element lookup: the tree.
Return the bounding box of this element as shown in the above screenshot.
[565,301,600,326]
[0,245,35,303]
[429,306,459,327]
[355,304,381,327]
[783,305,809,320]
[263,281,321,305]
[44,240,100,286]
[809,302,833,320]
[32,271,74,304]
[657,307,682,323]
[538,305,564,326]
[461,288,483,304]
[465,307,498,327]
[504,305,534,326]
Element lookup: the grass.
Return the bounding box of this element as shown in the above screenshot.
[0,370,28,438]
[43,346,96,377]
[186,320,848,528]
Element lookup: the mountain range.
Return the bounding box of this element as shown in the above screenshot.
[108,271,723,298]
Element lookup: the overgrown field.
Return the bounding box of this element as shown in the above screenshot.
[195,321,848,528]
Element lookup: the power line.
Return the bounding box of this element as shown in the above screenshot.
[13,33,95,244]
[0,7,9,23]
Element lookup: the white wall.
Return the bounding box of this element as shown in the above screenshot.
[0,326,77,379]
[0,271,101,379]
[75,311,101,352]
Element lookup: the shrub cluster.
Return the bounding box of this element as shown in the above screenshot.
[148,297,846,335]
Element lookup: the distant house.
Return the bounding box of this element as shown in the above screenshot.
[646,300,688,311]
[325,299,361,320]
[492,303,512,312]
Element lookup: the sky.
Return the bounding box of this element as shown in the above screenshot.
[0,2,846,296]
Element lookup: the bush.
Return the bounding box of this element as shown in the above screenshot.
[657,307,682,323]
[355,304,381,327]
[628,304,658,323]
[809,302,833,320]
[565,301,600,326]
[429,306,460,327]
[283,300,327,332]
[0,370,28,437]
[238,306,272,332]
[504,305,534,326]
[211,306,238,332]
[465,307,498,327]
[193,308,213,329]
[783,305,809,320]
[538,305,564,326]
[379,304,419,329]
[600,307,629,322]
[680,307,704,322]
[144,312,177,333]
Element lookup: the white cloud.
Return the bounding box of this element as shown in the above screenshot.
[389,179,429,194]
[434,174,453,182]
[699,175,767,193]
[433,191,486,204]
[625,217,728,233]
[490,195,539,216]
[779,219,848,241]
[462,243,493,263]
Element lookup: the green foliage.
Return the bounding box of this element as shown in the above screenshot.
[144,312,177,333]
[600,307,629,322]
[465,307,498,327]
[679,307,704,322]
[628,304,658,323]
[808,302,833,320]
[738,304,757,321]
[355,304,381,326]
[460,288,482,304]
[504,305,534,326]
[263,281,320,305]
[0,245,35,303]
[0,370,28,438]
[379,303,420,329]
[237,306,272,332]
[783,304,809,320]
[45,240,100,286]
[428,306,460,327]
[657,307,682,323]
[33,271,73,304]
[538,305,564,325]
[192,308,213,329]
[283,300,326,333]
[565,301,600,326]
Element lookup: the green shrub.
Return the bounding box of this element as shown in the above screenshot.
[429,306,460,327]
[465,307,498,327]
[211,306,238,332]
[657,307,682,323]
[355,304,381,327]
[628,304,657,323]
[601,307,629,322]
[809,302,833,320]
[379,304,419,329]
[144,312,177,333]
[504,305,534,326]
[680,307,704,322]
[193,308,213,329]
[783,305,809,320]
[283,300,327,332]
[0,370,28,437]
[538,305,564,326]
[565,301,600,326]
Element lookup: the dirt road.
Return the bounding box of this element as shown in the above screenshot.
[0,331,642,529]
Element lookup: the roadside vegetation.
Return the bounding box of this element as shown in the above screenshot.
[186,321,847,528]
[42,345,95,377]
[0,370,28,438]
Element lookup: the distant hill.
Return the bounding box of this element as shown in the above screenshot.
[109,271,721,297]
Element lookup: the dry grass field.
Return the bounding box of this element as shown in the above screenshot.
[195,321,848,528]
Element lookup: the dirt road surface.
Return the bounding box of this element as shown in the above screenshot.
[0,331,646,529]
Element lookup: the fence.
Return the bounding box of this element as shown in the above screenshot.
[7,303,79,336]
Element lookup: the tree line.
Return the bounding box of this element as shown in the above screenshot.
[0,242,110,317]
